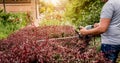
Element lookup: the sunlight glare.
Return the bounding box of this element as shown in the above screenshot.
[43,0,60,6]
[51,0,60,6]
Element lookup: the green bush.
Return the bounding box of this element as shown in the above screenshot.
[64,0,104,26]
[0,9,28,39]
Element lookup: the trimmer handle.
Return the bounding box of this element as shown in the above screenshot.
[78,25,94,30]
[75,25,94,39]
[85,25,94,30]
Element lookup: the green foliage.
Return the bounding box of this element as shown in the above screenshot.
[39,0,104,28]
[39,0,54,13]
[39,0,74,27]
[39,9,72,26]
[65,0,104,26]
[39,19,72,26]
[0,9,28,39]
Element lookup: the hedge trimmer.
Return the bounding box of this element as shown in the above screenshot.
[37,25,94,42]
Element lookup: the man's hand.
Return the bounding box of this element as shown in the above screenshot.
[79,27,88,36]
[94,23,100,28]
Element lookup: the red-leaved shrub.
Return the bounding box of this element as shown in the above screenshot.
[0,25,111,63]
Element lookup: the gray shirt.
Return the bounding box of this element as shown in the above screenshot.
[100,0,120,45]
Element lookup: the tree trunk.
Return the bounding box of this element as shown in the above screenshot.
[3,0,6,12]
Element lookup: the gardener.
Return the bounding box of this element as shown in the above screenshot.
[80,0,120,63]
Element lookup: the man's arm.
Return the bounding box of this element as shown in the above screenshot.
[79,18,111,35]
